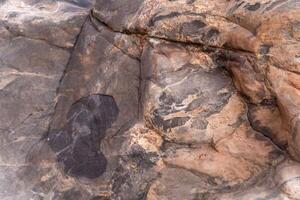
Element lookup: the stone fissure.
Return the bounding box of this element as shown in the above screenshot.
[90,11,255,55]
[42,15,91,141]
[56,15,90,94]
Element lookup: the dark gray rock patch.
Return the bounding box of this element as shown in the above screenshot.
[245,2,261,11]
[149,12,182,27]
[48,94,119,179]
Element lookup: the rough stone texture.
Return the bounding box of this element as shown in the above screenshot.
[1,0,300,200]
[142,39,235,144]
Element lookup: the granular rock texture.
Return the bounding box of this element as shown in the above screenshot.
[0,0,300,200]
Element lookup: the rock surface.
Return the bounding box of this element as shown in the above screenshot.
[0,0,300,200]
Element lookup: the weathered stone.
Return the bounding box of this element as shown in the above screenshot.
[0,0,92,48]
[147,167,221,200]
[93,0,259,51]
[275,159,300,200]
[163,94,283,188]
[0,0,91,199]
[1,0,300,199]
[248,104,288,149]
[214,50,273,104]
[142,39,234,144]
[50,19,140,134]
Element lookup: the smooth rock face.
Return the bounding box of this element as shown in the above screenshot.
[1,0,300,200]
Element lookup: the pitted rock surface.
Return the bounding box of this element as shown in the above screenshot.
[1,0,300,200]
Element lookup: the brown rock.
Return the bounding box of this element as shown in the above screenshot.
[248,104,288,149]
[142,39,234,144]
